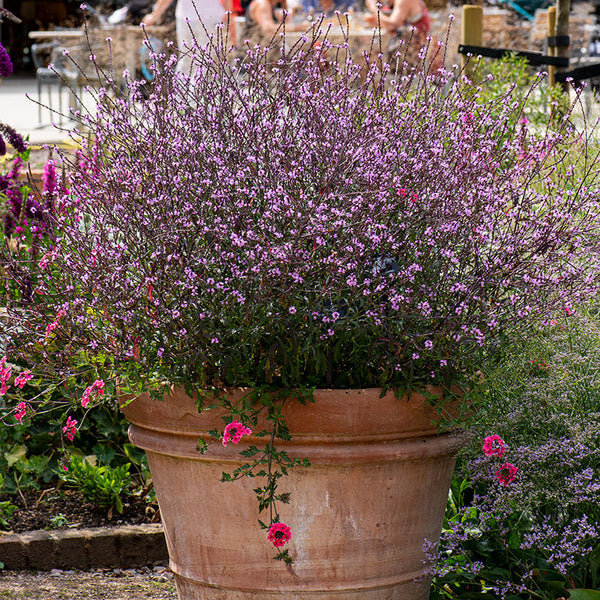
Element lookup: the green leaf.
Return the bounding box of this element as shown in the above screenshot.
[4,445,26,468]
[567,590,600,600]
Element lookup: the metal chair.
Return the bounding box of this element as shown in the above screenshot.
[30,42,65,126]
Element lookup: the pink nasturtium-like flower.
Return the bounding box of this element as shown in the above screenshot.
[482,434,506,458]
[0,356,11,395]
[81,379,105,408]
[267,522,292,547]
[62,416,78,441]
[496,463,518,486]
[14,401,27,424]
[222,421,252,446]
[14,371,33,389]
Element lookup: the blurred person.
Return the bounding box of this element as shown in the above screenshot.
[301,0,356,16]
[240,0,287,40]
[235,0,304,62]
[364,0,436,72]
[364,0,430,36]
[142,0,226,71]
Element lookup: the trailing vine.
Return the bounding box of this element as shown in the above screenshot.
[196,388,312,564]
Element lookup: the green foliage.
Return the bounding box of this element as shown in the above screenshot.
[0,500,17,530]
[59,456,132,514]
[46,513,68,529]
[475,303,600,445]
[473,53,570,128]
[431,477,572,599]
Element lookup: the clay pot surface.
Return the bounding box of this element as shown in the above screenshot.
[121,387,467,600]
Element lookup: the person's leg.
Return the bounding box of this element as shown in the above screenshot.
[176,2,225,74]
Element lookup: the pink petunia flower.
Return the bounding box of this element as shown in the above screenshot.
[81,379,105,408]
[222,421,252,446]
[267,522,292,547]
[14,402,27,424]
[482,434,506,458]
[14,371,33,389]
[62,416,78,442]
[496,463,518,486]
[0,356,11,395]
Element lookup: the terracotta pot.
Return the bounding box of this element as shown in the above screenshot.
[121,387,468,600]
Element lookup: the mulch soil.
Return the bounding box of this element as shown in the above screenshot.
[1,488,159,534]
[0,568,177,599]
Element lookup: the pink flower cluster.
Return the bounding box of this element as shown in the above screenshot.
[14,401,27,424]
[14,371,33,389]
[45,309,67,337]
[62,416,78,441]
[42,158,58,199]
[482,434,517,486]
[482,434,506,458]
[267,522,292,547]
[81,379,105,408]
[496,462,519,486]
[0,357,33,423]
[0,356,11,395]
[222,421,252,446]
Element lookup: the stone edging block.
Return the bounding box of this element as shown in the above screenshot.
[0,524,168,571]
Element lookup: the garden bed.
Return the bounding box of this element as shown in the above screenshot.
[1,488,159,534]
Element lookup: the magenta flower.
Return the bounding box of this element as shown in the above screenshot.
[267,522,292,547]
[482,434,506,457]
[14,370,33,388]
[496,462,518,486]
[42,159,58,208]
[222,420,252,446]
[81,379,105,408]
[14,402,27,424]
[0,356,11,395]
[62,416,78,441]
[0,43,13,78]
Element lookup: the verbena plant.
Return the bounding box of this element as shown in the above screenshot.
[2,23,600,558]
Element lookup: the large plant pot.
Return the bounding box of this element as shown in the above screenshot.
[121,387,467,600]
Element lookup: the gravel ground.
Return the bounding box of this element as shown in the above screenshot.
[0,567,177,599]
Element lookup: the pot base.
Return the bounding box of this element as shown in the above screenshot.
[173,572,432,599]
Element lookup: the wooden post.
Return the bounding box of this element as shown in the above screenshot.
[555,0,571,92]
[461,5,483,81]
[547,6,556,86]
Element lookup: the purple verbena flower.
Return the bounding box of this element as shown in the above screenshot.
[0,43,12,77]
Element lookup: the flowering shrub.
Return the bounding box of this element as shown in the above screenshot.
[430,302,600,597]
[431,431,600,598]
[2,25,600,560]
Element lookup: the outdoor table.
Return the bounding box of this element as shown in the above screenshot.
[284,15,390,60]
[29,25,174,83]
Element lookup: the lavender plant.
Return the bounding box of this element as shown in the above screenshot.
[2,31,600,556]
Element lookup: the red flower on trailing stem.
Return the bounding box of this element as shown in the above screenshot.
[81,379,105,408]
[496,463,518,486]
[482,434,506,457]
[222,421,252,446]
[62,416,78,442]
[267,522,292,547]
